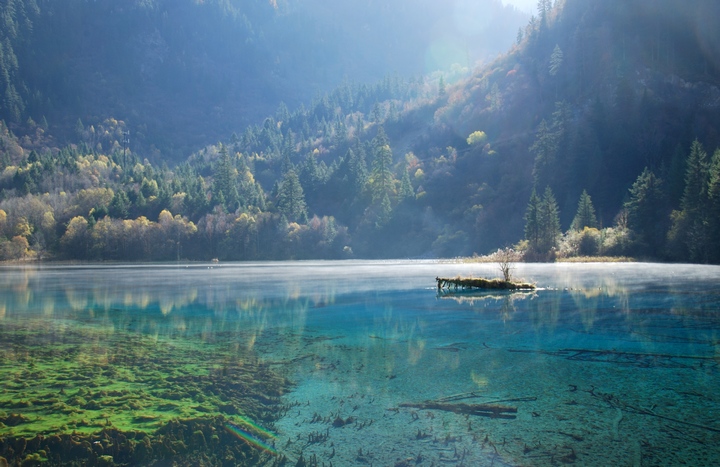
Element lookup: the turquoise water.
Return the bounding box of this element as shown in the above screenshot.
[1,261,719,466]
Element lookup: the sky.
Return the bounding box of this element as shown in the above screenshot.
[504,0,537,14]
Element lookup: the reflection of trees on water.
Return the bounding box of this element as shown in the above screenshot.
[0,267,341,342]
[2,264,719,366]
[439,290,535,324]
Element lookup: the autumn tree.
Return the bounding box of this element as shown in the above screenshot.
[158,209,197,260]
[61,216,90,259]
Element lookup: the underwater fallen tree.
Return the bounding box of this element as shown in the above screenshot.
[399,401,517,419]
[436,276,536,291]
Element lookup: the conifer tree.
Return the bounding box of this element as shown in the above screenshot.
[625,168,666,255]
[524,188,541,251]
[213,144,239,210]
[549,44,563,76]
[680,140,710,262]
[571,190,597,231]
[399,164,414,201]
[668,140,711,262]
[370,127,394,202]
[539,186,560,252]
[276,169,307,223]
[681,139,709,218]
[707,148,720,263]
[376,193,392,228]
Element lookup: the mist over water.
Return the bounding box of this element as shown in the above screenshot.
[1,261,719,465]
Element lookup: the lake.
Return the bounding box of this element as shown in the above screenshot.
[1,261,719,466]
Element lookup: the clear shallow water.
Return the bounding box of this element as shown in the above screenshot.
[1,261,720,466]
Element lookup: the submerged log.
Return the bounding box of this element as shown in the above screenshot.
[399,401,517,419]
[436,276,536,291]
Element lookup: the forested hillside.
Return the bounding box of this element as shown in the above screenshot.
[0,0,526,159]
[1,0,720,263]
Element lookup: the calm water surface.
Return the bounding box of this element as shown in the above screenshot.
[1,261,719,466]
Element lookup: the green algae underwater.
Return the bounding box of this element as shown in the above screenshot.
[0,320,295,466]
[3,261,720,467]
[0,265,299,466]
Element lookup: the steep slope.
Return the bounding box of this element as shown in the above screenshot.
[2,0,720,262]
[1,0,527,160]
[399,0,720,253]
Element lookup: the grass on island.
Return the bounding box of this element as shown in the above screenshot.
[436,276,536,291]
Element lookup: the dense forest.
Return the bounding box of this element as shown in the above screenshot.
[1,0,720,263]
[0,0,527,159]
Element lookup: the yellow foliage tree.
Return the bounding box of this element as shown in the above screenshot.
[0,209,7,236]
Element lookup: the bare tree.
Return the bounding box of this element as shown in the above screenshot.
[497,247,519,282]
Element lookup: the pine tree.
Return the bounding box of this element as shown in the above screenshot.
[524,188,542,251]
[345,147,368,196]
[625,168,666,255]
[399,164,414,200]
[370,127,394,202]
[668,140,711,262]
[213,145,239,210]
[539,186,560,252]
[376,193,393,228]
[571,190,597,231]
[680,140,710,262]
[530,119,554,184]
[276,169,307,223]
[681,139,709,217]
[549,44,563,76]
[707,148,720,263]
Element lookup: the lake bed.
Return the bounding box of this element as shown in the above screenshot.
[1,261,719,466]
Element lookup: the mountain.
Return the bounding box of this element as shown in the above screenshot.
[2,0,720,263]
[399,0,720,256]
[0,0,527,159]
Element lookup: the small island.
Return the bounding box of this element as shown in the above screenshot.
[437,247,536,292]
[436,276,536,291]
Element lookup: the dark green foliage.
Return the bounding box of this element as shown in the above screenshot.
[276,169,307,223]
[524,188,541,251]
[539,186,561,253]
[370,127,395,203]
[707,149,720,263]
[668,141,720,263]
[625,168,666,255]
[212,145,239,211]
[399,164,414,200]
[571,190,597,231]
[524,186,560,256]
[109,190,131,219]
